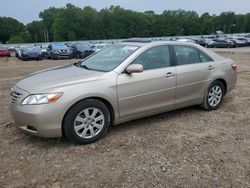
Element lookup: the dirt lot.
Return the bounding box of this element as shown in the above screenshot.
[0,48,249,188]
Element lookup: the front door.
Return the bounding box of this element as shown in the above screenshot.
[117,45,176,119]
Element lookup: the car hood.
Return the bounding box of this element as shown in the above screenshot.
[16,64,104,93]
[53,45,69,50]
[23,50,41,54]
[77,48,93,53]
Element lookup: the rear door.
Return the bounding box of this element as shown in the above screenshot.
[173,45,215,105]
[117,45,176,119]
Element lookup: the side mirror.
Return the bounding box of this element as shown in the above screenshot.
[126,64,143,74]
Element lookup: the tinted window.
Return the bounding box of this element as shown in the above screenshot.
[132,45,171,70]
[174,45,200,65]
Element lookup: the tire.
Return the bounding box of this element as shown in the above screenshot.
[52,54,56,60]
[63,99,111,144]
[201,80,225,111]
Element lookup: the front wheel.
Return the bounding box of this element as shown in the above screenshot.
[201,81,225,110]
[63,99,111,144]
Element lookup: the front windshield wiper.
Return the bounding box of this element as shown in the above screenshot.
[73,62,91,70]
[81,65,90,70]
[73,61,81,67]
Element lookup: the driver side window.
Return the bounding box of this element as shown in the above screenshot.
[132,45,171,70]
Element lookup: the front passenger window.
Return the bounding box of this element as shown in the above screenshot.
[132,45,171,70]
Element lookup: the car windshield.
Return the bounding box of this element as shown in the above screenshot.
[96,45,105,49]
[53,44,68,49]
[76,44,90,50]
[79,44,139,72]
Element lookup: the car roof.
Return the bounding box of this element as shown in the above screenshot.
[52,43,67,47]
[120,40,197,47]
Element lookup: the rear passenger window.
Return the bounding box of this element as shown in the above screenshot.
[174,45,200,65]
[174,45,214,65]
[132,45,171,70]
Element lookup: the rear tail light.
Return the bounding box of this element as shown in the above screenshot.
[231,63,237,71]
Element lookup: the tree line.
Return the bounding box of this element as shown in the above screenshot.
[1,4,250,44]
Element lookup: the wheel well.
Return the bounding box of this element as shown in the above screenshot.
[90,97,115,125]
[61,97,115,137]
[216,78,227,94]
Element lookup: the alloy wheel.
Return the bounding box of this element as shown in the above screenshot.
[208,85,223,107]
[73,108,105,139]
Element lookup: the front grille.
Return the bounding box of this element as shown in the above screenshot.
[59,49,69,53]
[10,91,22,103]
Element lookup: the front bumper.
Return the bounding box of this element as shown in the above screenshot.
[21,54,43,60]
[52,52,72,59]
[9,87,64,138]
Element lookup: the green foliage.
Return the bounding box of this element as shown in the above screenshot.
[19,32,32,43]
[8,35,25,44]
[37,5,250,41]
[26,21,45,42]
[1,4,250,43]
[0,17,25,43]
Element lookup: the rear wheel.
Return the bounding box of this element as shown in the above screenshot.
[63,99,111,144]
[201,81,225,110]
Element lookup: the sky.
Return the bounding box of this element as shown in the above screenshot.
[0,0,250,24]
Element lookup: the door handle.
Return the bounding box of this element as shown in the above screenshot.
[208,65,215,70]
[165,72,175,78]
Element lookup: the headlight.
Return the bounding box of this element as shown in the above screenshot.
[21,93,63,105]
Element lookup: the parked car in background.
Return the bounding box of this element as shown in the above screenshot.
[0,47,11,57]
[71,43,95,59]
[15,46,32,59]
[213,39,234,48]
[94,44,107,52]
[236,37,249,46]
[47,43,73,60]
[228,38,247,47]
[195,39,215,48]
[20,47,43,61]
[10,40,237,144]
[244,37,250,45]
[41,44,49,58]
[7,46,16,52]
[15,47,21,58]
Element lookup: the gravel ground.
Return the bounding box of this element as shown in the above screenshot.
[0,48,249,188]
